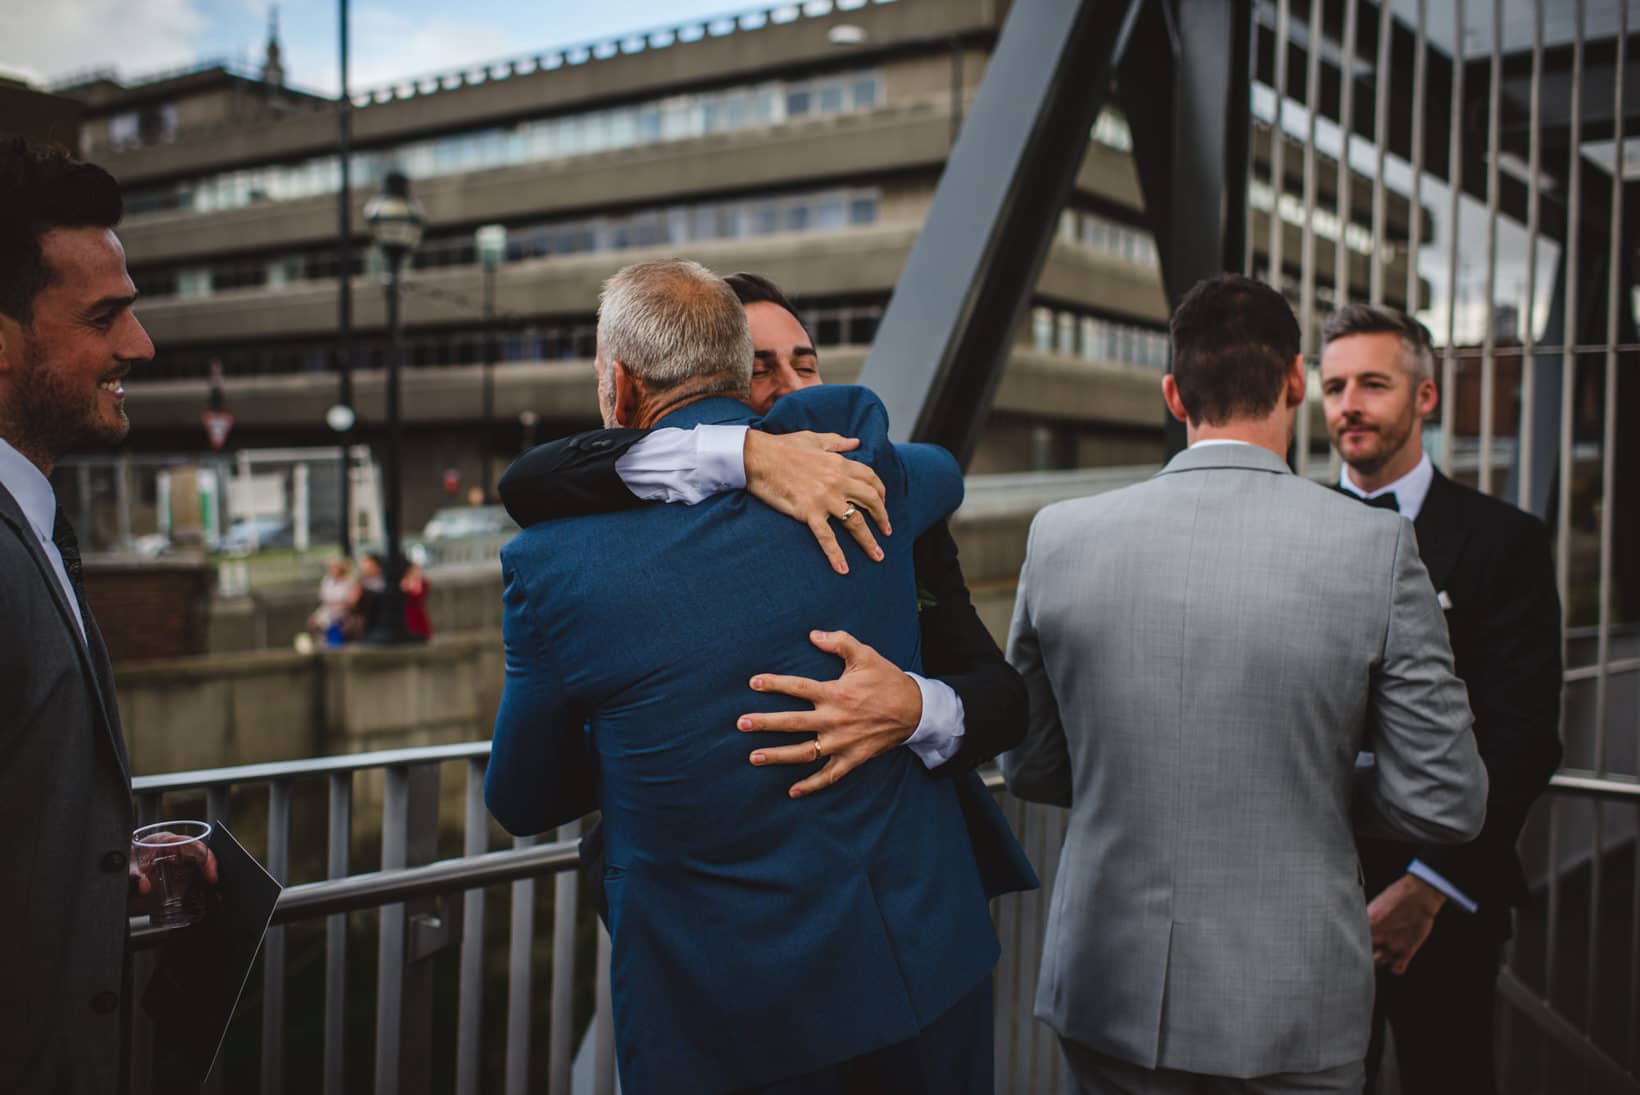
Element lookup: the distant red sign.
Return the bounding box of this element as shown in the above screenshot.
[202,410,236,451]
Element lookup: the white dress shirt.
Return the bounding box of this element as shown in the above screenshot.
[616,426,966,768]
[1337,451,1475,912]
[1336,451,1435,522]
[0,438,86,642]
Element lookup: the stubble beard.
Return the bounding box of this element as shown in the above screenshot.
[2,337,129,470]
[1337,408,1415,479]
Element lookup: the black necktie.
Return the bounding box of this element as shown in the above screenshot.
[1360,492,1400,513]
[52,505,85,599]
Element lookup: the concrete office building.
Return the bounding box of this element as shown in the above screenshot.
[55,0,1420,528]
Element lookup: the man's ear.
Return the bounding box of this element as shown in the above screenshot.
[610,359,642,427]
[1161,374,1190,424]
[1284,354,1308,408]
[1415,376,1439,419]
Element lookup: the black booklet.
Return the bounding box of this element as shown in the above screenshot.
[140,822,283,1091]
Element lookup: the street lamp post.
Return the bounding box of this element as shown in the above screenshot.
[475,223,507,501]
[363,171,424,645]
[336,0,355,555]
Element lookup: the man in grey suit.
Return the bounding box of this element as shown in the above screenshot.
[1002,274,1488,1094]
[0,137,183,1094]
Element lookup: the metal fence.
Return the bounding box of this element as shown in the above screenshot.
[129,745,1086,1095]
[128,743,599,1095]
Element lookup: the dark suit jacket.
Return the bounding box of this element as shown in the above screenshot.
[485,388,1007,1093]
[0,484,134,1095]
[498,414,1037,899]
[1355,470,1564,927]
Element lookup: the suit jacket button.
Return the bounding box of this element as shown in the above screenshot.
[91,991,119,1015]
[102,850,127,873]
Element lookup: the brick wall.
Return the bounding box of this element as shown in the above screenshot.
[82,555,212,662]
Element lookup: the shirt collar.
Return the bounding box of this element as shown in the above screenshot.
[0,438,58,547]
[1188,438,1254,449]
[1339,451,1433,521]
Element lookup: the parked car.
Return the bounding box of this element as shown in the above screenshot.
[368,506,519,568]
[218,517,294,556]
[419,505,516,542]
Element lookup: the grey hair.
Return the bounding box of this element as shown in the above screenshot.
[596,259,753,392]
[1321,304,1435,382]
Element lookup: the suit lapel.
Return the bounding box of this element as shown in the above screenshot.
[1412,471,1468,591]
[0,485,132,786]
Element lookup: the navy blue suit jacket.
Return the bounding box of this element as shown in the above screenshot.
[486,387,1001,1093]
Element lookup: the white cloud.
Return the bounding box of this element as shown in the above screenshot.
[285,5,517,96]
[0,0,209,86]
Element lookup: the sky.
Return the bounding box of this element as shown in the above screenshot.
[0,0,755,93]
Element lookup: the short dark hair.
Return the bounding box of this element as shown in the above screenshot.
[1321,304,1435,381]
[0,138,124,325]
[1169,274,1301,426]
[724,272,808,336]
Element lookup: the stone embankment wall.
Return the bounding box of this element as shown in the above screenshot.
[117,634,504,777]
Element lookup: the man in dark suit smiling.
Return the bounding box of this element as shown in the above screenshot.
[1320,304,1563,1094]
[0,138,152,1093]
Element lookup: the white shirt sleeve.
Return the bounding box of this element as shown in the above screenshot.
[1406,859,1479,913]
[903,673,967,769]
[613,425,749,504]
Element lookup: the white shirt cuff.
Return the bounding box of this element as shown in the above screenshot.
[1407,859,1478,913]
[613,425,748,504]
[903,673,966,769]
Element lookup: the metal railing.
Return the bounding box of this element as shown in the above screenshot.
[1506,769,1640,1090]
[128,750,1640,1094]
[128,743,1071,1095]
[129,743,598,1095]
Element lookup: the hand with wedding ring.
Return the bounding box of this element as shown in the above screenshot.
[742,430,890,575]
[740,629,924,798]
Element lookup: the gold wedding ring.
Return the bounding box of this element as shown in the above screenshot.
[812,738,824,762]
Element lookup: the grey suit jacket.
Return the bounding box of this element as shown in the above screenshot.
[0,483,134,1095]
[1001,443,1486,1079]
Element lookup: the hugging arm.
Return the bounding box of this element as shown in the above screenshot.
[498,424,887,572]
[913,520,1027,772]
[497,428,650,524]
[485,560,597,834]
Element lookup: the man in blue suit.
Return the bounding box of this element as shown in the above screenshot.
[486,260,1002,1094]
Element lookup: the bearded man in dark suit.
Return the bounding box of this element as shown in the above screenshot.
[1320,304,1563,1094]
[0,138,156,1093]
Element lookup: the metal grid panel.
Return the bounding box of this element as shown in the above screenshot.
[1248,0,1639,1080]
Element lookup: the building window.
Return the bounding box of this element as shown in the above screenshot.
[135,186,882,300]
[1030,304,1168,371]
[126,69,886,219]
[108,112,140,149]
[177,268,212,298]
[1055,312,1077,357]
[1031,308,1054,353]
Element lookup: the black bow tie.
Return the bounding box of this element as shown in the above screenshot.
[1357,491,1400,513]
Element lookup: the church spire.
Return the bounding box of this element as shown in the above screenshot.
[261,5,285,89]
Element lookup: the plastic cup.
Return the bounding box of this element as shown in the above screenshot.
[133,820,213,928]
